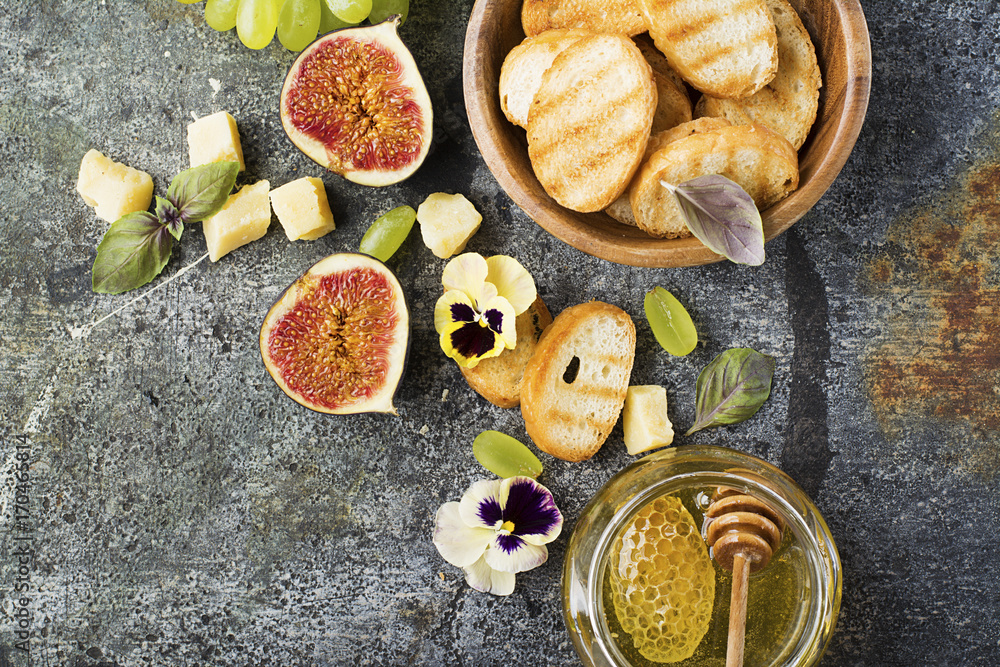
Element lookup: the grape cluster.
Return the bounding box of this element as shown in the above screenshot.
[178,0,410,51]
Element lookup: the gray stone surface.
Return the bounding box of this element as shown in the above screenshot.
[1,0,999,665]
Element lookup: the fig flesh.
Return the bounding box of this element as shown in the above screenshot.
[279,15,433,187]
[260,253,410,415]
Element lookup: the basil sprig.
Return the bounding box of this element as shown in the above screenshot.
[662,174,765,266]
[686,348,775,435]
[92,161,239,294]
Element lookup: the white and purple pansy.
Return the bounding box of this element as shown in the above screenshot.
[434,253,536,369]
[433,476,563,596]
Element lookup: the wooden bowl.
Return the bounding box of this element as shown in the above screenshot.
[463,0,872,267]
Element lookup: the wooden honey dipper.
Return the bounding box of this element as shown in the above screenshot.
[705,487,784,667]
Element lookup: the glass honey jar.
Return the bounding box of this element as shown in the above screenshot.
[562,445,841,666]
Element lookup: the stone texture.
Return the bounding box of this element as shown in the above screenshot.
[0,0,998,665]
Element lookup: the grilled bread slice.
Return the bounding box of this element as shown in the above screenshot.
[522,0,647,37]
[636,0,778,99]
[634,33,688,94]
[527,33,656,213]
[651,70,693,134]
[695,0,820,149]
[499,28,591,128]
[629,122,798,238]
[605,117,732,226]
[460,297,553,408]
[520,301,636,462]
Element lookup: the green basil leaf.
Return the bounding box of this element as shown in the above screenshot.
[665,175,765,266]
[92,211,173,294]
[166,161,239,223]
[155,196,184,240]
[686,348,775,435]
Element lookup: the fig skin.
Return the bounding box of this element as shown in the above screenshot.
[259,253,411,415]
[279,16,433,187]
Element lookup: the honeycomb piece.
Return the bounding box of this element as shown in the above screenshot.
[609,495,715,663]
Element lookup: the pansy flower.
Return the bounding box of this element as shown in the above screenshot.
[434,253,536,368]
[433,476,563,596]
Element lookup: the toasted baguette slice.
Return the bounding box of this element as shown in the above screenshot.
[521,301,636,462]
[629,122,798,238]
[499,29,591,128]
[695,0,820,149]
[522,0,647,37]
[633,33,688,94]
[651,71,693,134]
[460,297,554,408]
[636,0,778,99]
[605,117,732,226]
[527,34,656,213]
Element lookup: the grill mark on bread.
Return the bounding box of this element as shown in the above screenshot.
[545,408,616,433]
[532,94,652,158]
[662,9,725,41]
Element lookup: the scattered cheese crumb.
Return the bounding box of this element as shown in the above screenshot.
[419,425,429,435]
[209,78,222,94]
[441,389,449,402]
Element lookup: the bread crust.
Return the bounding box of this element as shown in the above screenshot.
[520,301,636,462]
[527,34,657,213]
[460,297,554,408]
[522,0,647,37]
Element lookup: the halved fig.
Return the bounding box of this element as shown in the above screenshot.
[260,253,410,415]
[279,15,433,187]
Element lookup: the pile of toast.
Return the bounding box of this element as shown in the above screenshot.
[463,297,636,462]
[500,0,821,240]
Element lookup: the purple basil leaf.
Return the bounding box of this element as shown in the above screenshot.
[155,196,184,240]
[92,211,174,294]
[686,348,775,435]
[668,174,765,266]
[167,161,239,223]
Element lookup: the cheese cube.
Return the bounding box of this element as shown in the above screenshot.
[268,177,335,241]
[187,111,245,171]
[622,385,675,455]
[202,180,271,262]
[77,149,154,223]
[417,192,482,258]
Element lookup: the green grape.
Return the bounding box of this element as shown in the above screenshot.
[644,286,697,356]
[236,0,279,49]
[326,0,371,24]
[318,0,355,33]
[368,0,408,24]
[473,431,543,480]
[277,0,320,51]
[359,206,416,262]
[177,0,202,4]
[205,0,239,31]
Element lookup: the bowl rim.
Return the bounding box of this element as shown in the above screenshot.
[462,0,873,267]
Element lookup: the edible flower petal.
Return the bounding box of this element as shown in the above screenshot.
[485,255,537,316]
[442,252,489,299]
[433,501,495,568]
[433,476,563,596]
[464,553,516,596]
[434,253,536,368]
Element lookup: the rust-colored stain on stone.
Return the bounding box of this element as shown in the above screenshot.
[862,117,1000,479]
